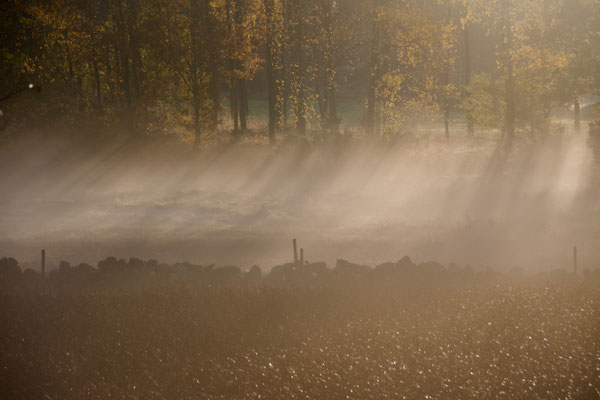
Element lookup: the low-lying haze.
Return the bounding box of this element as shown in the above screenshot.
[1,130,598,272]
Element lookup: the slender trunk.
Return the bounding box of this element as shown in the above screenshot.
[444,62,450,141]
[120,46,132,131]
[239,79,248,131]
[281,0,293,127]
[202,0,219,129]
[191,51,201,148]
[367,76,376,136]
[105,51,113,101]
[113,45,121,106]
[94,60,101,105]
[366,19,378,136]
[225,0,236,132]
[126,0,142,136]
[503,1,515,150]
[265,0,277,144]
[464,23,473,137]
[296,86,306,135]
[574,97,581,132]
[319,87,328,127]
[231,83,239,131]
[323,0,338,135]
[294,0,306,135]
[128,0,142,101]
[118,4,133,133]
[193,88,201,149]
[444,107,450,141]
[329,86,338,134]
[208,62,219,129]
[191,0,201,148]
[64,32,74,82]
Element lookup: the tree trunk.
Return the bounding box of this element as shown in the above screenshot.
[239,79,248,131]
[105,51,113,101]
[292,0,306,135]
[265,0,277,144]
[444,106,450,141]
[193,89,201,149]
[324,0,338,135]
[118,3,133,133]
[318,88,328,127]
[94,60,101,106]
[202,0,219,130]
[208,60,219,129]
[191,0,202,149]
[366,20,378,136]
[503,0,515,150]
[64,33,74,83]
[367,76,376,136]
[231,83,239,131]
[464,23,474,137]
[127,0,142,100]
[444,60,450,141]
[329,86,339,134]
[226,0,239,134]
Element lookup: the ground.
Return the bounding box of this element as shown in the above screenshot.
[1,281,598,399]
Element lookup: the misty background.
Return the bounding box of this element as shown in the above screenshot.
[1,126,598,273]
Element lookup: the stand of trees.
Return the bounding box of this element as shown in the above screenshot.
[1,0,599,145]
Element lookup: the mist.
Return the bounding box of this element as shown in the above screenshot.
[1,128,597,273]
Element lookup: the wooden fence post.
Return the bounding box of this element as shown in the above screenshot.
[41,249,46,277]
[293,239,298,263]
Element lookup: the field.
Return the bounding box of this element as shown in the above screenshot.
[1,268,599,399]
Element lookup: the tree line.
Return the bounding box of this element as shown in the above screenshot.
[1,0,599,146]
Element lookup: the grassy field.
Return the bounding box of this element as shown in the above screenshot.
[1,278,598,399]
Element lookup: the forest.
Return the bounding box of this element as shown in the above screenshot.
[2,0,599,146]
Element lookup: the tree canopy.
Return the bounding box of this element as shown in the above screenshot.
[1,0,599,145]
